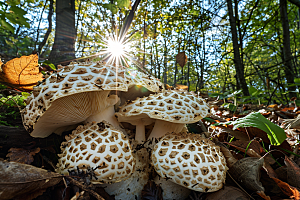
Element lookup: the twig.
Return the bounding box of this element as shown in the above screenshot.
[226,172,255,200]
[66,176,105,200]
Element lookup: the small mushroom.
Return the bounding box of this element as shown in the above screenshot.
[56,121,135,183]
[22,62,133,138]
[115,89,210,143]
[151,132,228,192]
[100,139,151,200]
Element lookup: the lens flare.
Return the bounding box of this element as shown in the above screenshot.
[100,34,132,66]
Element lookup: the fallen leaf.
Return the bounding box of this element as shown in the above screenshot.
[205,186,249,200]
[0,160,63,200]
[225,140,275,164]
[229,157,265,192]
[6,147,40,164]
[285,156,300,189]
[175,51,187,68]
[141,181,163,200]
[0,54,43,90]
[272,177,300,199]
[175,84,188,90]
[257,191,271,200]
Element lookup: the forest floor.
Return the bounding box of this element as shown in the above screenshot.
[1,87,300,200]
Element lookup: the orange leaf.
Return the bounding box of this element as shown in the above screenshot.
[272,177,300,199]
[0,54,43,90]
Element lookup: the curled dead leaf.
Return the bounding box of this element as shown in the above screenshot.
[271,177,300,199]
[175,51,187,68]
[0,160,62,200]
[6,147,40,164]
[0,54,43,90]
[285,156,300,189]
[229,157,265,192]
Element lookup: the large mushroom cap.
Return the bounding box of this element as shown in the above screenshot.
[116,89,210,124]
[22,61,133,137]
[151,132,227,192]
[56,121,135,183]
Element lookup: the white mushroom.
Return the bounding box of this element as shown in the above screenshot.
[100,140,151,200]
[151,132,228,192]
[56,121,135,183]
[115,89,210,143]
[22,61,134,138]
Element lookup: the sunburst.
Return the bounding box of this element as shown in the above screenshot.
[100,34,132,67]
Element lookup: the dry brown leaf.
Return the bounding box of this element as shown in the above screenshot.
[218,144,238,168]
[285,156,300,189]
[0,54,43,90]
[175,84,188,90]
[272,177,300,200]
[229,157,265,192]
[0,160,62,200]
[175,51,187,68]
[256,191,271,200]
[6,147,40,164]
[205,186,249,200]
[226,140,275,165]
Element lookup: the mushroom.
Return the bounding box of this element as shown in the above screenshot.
[115,89,210,143]
[22,61,135,138]
[100,139,151,200]
[117,70,165,107]
[151,132,228,192]
[56,121,135,183]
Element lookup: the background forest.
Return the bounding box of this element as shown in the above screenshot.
[1,0,300,105]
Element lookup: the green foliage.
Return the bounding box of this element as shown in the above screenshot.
[0,87,28,127]
[0,1,30,33]
[216,112,287,146]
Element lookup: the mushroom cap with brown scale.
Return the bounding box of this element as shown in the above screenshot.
[151,132,227,192]
[115,89,210,142]
[56,121,135,183]
[22,61,133,137]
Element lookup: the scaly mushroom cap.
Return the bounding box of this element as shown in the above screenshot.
[116,89,210,124]
[128,70,164,92]
[56,121,135,183]
[22,61,164,137]
[151,133,227,192]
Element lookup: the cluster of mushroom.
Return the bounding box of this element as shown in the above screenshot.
[21,61,227,199]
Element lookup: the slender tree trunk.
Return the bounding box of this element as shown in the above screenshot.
[280,0,296,98]
[227,0,249,96]
[49,0,76,65]
[38,0,53,55]
[163,39,168,84]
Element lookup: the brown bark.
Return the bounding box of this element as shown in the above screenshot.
[227,0,249,96]
[49,0,76,65]
[280,0,296,98]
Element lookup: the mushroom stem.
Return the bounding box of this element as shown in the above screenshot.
[135,121,145,143]
[148,120,184,141]
[84,106,122,131]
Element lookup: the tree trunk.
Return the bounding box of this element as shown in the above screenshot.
[38,0,54,55]
[280,0,296,98]
[49,0,76,66]
[227,0,249,96]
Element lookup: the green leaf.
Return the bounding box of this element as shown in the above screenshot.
[229,112,286,146]
[0,19,14,33]
[103,3,118,15]
[116,0,130,8]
